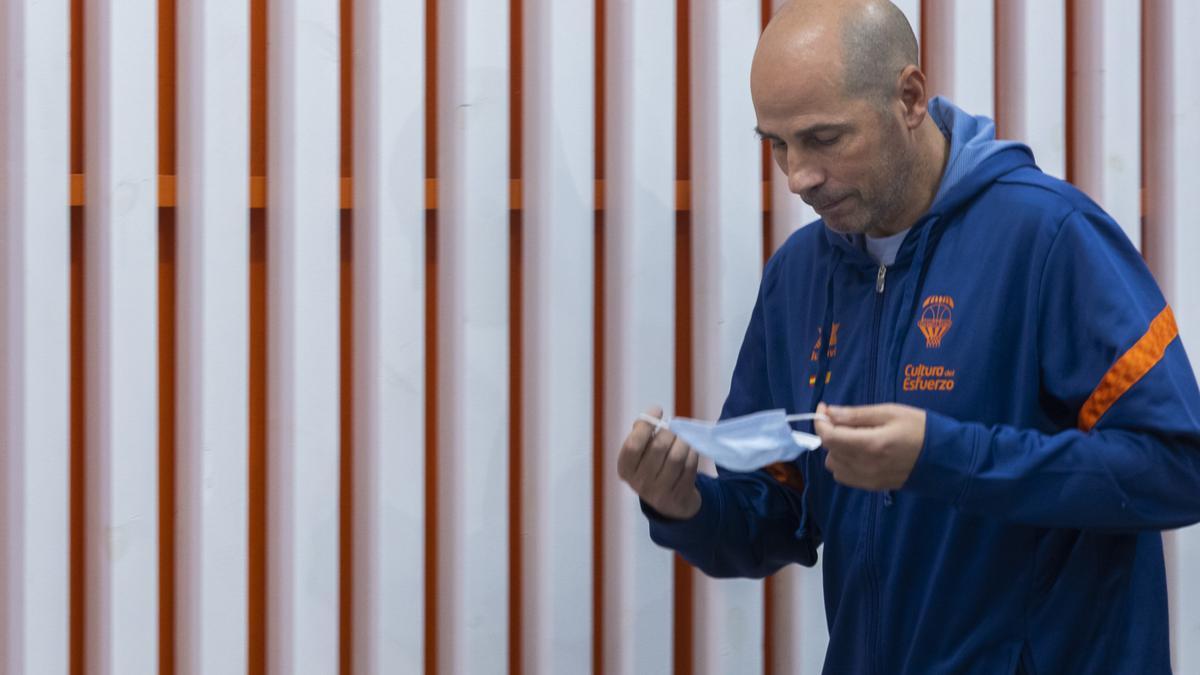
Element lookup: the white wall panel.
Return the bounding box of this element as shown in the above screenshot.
[1071,0,1142,248]
[0,0,70,672]
[924,0,994,119]
[995,0,1065,178]
[352,0,425,673]
[1147,2,1200,671]
[436,1,511,673]
[266,1,341,673]
[83,1,160,673]
[175,2,250,674]
[521,1,595,673]
[690,1,765,673]
[601,1,677,672]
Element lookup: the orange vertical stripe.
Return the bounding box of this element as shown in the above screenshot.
[158,2,178,672]
[338,212,354,675]
[423,2,439,673]
[250,0,268,179]
[423,210,438,675]
[674,1,695,673]
[71,0,85,175]
[593,1,607,674]
[508,211,524,675]
[158,209,177,675]
[1078,306,1178,432]
[247,3,269,673]
[508,3,524,674]
[160,0,177,176]
[247,209,268,675]
[69,208,86,675]
[69,1,86,672]
[425,0,437,183]
[338,3,354,675]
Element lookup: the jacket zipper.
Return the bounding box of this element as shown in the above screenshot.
[866,263,886,675]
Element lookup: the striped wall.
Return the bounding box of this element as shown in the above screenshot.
[0,1,1197,674]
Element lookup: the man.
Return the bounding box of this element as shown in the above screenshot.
[616,0,1200,672]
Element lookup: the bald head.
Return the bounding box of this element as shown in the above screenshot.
[758,0,919,105]
[751,0,946,239]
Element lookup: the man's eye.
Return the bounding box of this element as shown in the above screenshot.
[813,135,840,146]
[771,140,786,151]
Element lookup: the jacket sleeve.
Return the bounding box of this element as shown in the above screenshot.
[904,209,1200,530]
[642,254,821,577]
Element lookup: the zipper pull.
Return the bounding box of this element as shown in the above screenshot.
[876,264,887,294]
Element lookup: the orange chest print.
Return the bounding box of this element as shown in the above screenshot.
[918,295,954,348]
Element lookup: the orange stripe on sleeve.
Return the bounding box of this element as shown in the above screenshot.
[763,462,806,493]
[1078,305,1179,432]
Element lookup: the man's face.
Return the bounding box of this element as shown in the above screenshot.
[753,67,916,237]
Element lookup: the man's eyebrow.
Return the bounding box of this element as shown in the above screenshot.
[755,123,850,140]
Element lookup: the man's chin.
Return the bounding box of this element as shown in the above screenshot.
[821,215,868,237]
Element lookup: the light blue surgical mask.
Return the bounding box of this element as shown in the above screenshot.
[639,409,827,473]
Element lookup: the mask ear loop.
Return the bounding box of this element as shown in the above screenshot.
[785,413,829,424]
[637,412,671,433]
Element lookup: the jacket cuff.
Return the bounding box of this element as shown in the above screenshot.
[903,409,980,504]
[642,474,724,549]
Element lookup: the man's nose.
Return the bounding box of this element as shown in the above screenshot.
[785,151,824,195]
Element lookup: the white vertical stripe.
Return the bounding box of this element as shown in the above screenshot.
[352,0,425,672]
[691,1,764,673]
[521,1,595,673]
[602,1,676,673]
[83,0,159,672]
[1148,2,1200,671]
[770,566,827,675]
[995,0,1065,178]
[175,1,250,673]
[1071,0,1141,249]
[924,0,994,119]
[436,1,510,672]
[0,0,70,672]
[266,0,341,673]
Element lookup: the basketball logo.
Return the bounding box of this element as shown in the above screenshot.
[918,295,954,348]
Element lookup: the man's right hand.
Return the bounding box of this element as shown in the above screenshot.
[616,405,702,520]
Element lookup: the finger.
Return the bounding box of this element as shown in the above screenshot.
[823,450,864,488]
[817,424,885,464]
[813,410,836,438]
[619,405,666,480]
[670,448,701,500]
[633,426,676,487]
[617,426,655,482]
[656,434,691,489]
[824,403,897,428]
[632,404,666,434]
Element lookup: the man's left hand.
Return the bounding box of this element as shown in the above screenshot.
[813,402,926,491]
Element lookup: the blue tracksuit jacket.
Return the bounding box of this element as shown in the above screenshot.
[644,99,1200,674]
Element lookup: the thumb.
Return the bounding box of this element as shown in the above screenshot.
[824,403,895,428]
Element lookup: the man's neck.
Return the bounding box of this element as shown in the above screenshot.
[875,119,950,238]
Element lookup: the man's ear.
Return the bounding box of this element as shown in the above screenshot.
[896,65,928,130]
